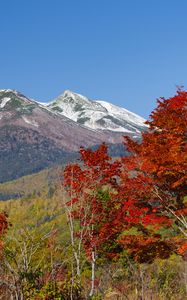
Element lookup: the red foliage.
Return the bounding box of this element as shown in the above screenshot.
[62,90,187,263]
[63,144,122,258]
[124,89,187,200]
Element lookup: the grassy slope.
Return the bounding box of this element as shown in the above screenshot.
[0,166,63,200]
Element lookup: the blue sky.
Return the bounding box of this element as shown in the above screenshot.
[0,0,187,118]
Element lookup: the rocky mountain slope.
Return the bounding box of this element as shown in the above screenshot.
[0,89,147,182]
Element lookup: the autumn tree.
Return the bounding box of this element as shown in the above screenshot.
[62,89,187,297]
[62,144,121,297]
[120,89,187,260]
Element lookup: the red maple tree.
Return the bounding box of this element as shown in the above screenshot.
[62,89,187,264]
[120,89,187,261]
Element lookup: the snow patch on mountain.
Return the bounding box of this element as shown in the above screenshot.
[22,116,39,127]
[0,97,11,108]
[96,100,145,127]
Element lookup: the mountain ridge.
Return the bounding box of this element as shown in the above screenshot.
[0,89,147,182]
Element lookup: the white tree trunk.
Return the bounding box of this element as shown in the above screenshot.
[89,250,96,297]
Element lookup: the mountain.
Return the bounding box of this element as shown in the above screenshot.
[0,89,108,150]
[0,89,147,183]
[47,90,146,139]
[0,89,102,182]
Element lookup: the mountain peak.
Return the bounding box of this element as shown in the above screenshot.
[0,89,31,100]
[62,90,77,98]
[60,90,91,104]
[0,89,18,95]
[48,91,147,136]
[0,89,37,114]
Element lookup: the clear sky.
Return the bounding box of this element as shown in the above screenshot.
[0,0,187,118]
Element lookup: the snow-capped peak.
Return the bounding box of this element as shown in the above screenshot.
[47,90,147,137]
[0,89,15,93]
[62,90,90,102]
